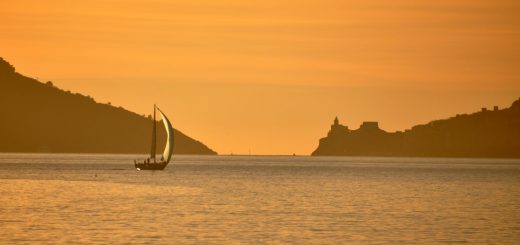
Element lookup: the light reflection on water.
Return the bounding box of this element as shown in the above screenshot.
[0,154,519,243]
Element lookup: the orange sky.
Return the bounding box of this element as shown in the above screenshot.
[1,0,519,155]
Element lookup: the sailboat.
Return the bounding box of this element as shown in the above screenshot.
[134,104,174,170]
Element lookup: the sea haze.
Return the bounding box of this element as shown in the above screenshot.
[0,154,519,243]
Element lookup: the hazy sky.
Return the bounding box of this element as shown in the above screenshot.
[1,0,519,154]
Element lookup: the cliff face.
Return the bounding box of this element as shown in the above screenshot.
[0,58,217,155]
[312,99,520,158]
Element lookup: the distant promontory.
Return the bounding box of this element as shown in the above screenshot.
[0,57,217,155]
[312,98,520,158]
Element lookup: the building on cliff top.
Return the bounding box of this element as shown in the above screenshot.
[328,116,349,137]
[359,121,380,130]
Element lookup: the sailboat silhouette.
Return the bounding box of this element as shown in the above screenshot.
[134,104,174,170]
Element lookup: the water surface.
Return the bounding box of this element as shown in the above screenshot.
[1,154,519,243]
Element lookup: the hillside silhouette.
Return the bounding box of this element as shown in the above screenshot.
[0,57,217,155]
[312,99,520,158]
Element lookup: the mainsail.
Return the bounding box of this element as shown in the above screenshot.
[150,105,156,160]
[157,107,174,163]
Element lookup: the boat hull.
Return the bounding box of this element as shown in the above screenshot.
[135,161,168,170]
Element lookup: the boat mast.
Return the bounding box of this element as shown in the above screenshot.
[150,104,156,161]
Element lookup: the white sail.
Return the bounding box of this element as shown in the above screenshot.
[157,107,174,163]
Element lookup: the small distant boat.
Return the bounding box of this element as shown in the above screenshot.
[134,104,174,170]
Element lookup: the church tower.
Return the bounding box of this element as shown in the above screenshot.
[328,116,349,137]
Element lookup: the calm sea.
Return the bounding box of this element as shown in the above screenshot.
[0,154,519,244]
